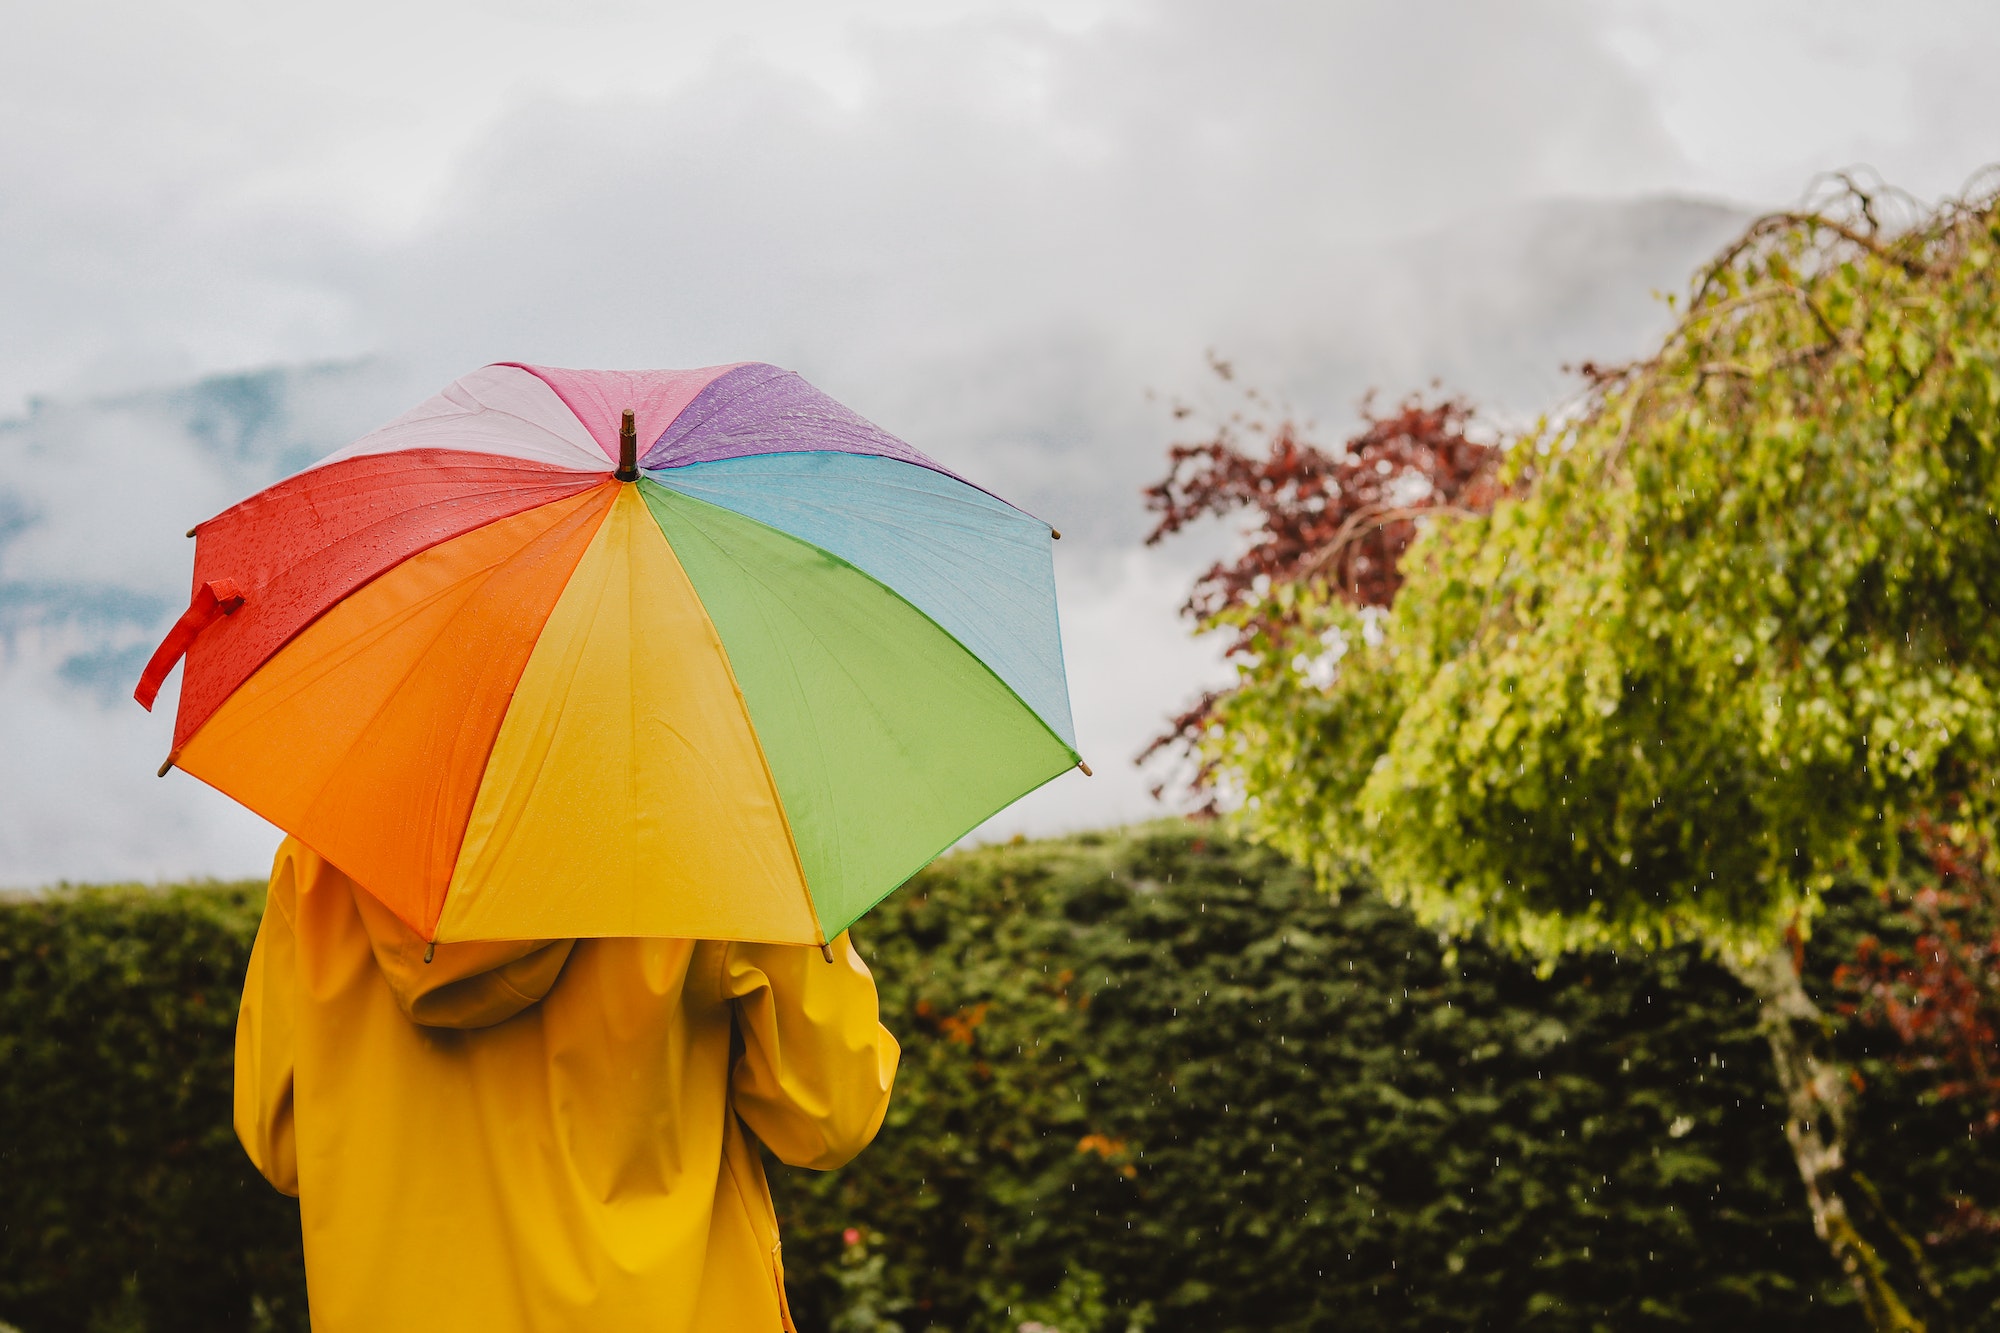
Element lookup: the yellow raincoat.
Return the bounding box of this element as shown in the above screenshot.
[234,837,900,1332]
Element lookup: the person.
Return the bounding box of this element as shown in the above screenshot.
[233,835,900,1332]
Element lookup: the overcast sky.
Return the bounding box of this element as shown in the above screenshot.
[9,0,1998,411]
[3,0,1998,883]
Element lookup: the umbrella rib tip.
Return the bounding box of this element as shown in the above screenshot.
[1077,759,1094,777]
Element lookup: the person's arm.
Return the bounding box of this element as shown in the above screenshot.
[723,931,900,1170]
[233,841,302,1196]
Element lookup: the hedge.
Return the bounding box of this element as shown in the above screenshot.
[3,824,1995,1331]
[0,881,304,1333]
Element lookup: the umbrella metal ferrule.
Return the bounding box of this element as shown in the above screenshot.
[616,409,639,481]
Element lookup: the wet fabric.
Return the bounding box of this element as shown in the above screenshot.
[174,452,603,747]
[501,362,746,459]
[641,481,1075,934]
[315,363,606,471]
[178,488,614,936]
[145,362,1079,949]
[440,486,814,944]
[651,450,1074,746]
[643,363,971,489]
[235,837,899,1333]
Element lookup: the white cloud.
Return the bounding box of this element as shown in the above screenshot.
[0,0,1994,883]
[1600,0,2000,205]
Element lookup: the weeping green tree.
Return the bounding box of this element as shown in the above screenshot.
[1186,179,2000,1330]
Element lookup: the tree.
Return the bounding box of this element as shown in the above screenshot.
[1139,360,1503,798]
[1149,176,2000,1330]
[1837,821,2000,1243]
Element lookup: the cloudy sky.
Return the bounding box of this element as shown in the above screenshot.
[3,0,1997,884]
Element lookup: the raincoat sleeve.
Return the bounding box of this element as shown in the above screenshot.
[721,931,900,1170]
[234,842,301,1197]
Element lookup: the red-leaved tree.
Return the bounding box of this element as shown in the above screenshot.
[1138,357,1504,794]
[1838,823,2000,1242]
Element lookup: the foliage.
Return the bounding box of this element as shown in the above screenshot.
[0,881,306,1333]
[1142,356,1502,630]
[1138,358,1502,793]
[1839,826,2000,1133]
[1806,874,2000,1312]
[770,823,2000,1331]
[11,827,2000,1332]
[1181,179,2000,962]
[1837,824,2000,1249]
[1146,176,2000,1327]
[827,1229,912,1333]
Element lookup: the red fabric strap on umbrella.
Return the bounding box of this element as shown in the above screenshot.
[135,578,246,710]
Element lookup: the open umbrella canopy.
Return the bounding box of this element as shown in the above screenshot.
[135,362,1081,948]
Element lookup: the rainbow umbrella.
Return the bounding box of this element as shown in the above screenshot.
[135,362,1083,952]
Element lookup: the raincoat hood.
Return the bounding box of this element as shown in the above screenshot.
[350,886,574,1029]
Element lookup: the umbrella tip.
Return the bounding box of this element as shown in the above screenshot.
[616,409,639,481]
[819,941,834,963]
[1077,759,1094,777]
[424,941,436,964]
[157,754,175,778]
[1050,528,1062,540]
